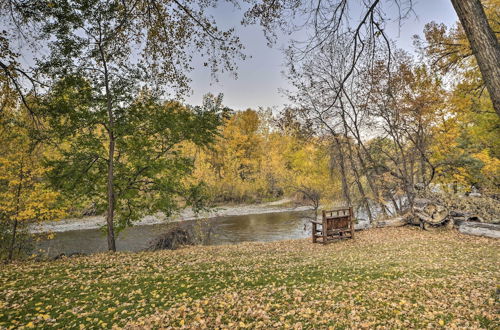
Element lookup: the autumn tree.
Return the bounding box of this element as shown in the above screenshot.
[449,0,500,116]
[244,0,500,116]
[0,92,65,262]
[189,107,334,207]
[366,55,447,208]
[280,15,454,214]
[40,80,226,250]
[194,109,266,203]
[27,0,245,251]
[415,7,499,194]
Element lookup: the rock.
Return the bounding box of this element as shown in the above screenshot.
[52,253,66,260]
[459,222,500,239]
[354,219,371,230]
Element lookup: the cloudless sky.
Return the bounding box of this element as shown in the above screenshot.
[186,0,459,110]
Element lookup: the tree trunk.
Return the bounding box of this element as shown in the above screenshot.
[348,148,373,221]
[7,220,18,262]
[98,25,117,252]
[352,133,390,216]
[411,198,449,228]
[338,107,374,221]
[343,129,373,221]
[451,0,500,116]
[106,132,116,252]
[8,159,24,262]
[331,137,352,206]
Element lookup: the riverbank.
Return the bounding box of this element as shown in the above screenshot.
[30,199,313,234]
[1,227,498,328]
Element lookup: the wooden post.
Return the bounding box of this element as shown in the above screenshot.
[349,206,355,239]
[322,210,327,244]
[312,222,317,243]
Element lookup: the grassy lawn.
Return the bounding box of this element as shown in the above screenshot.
[1,227,498,329]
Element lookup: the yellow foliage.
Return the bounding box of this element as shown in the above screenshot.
[0,99,66,254]
[473,149,500,183]
[189,109,339,204]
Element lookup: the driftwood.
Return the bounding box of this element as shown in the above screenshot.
[147,220,216,251]
[373,214,409,228]
[402,195,499,239]
[410,198,449,228]
[458,222,500,239]
[417,191,499,224]
[350,193,499,239]
[147,228,194,251]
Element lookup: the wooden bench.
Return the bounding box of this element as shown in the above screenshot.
[311,207,355,243]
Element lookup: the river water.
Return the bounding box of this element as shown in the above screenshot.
[36,211,313,257]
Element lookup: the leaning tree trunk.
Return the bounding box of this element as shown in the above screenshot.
[340,110,374,221]
[331,137,352,206]
[451,0,500,116]
[345,134,373,221]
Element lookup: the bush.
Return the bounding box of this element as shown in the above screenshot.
[147,220,215,251]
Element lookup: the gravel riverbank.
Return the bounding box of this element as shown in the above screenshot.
[30,199,313,234]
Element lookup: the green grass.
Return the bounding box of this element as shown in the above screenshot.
[0,227,498,329]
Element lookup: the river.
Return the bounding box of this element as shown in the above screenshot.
[36,211,312,257]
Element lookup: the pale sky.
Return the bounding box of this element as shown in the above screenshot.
[186,0,459,110]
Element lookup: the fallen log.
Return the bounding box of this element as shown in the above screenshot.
[373,214,409,228]
[416,191,499,224]
[411,199,449,228]
[459,222,500,239]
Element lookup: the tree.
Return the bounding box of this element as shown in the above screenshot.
[280,16,455,214]
[30,0,244,251]
[416,13,499,193]
[415,0,499,95]
[0,92,65,262]
[41,79,226,250]
[1,0,245,109]
[244,0,500,115]
[449,0,500,116]
[285,139,336,220]
[0,10,36,111]
[196,109,266,203]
